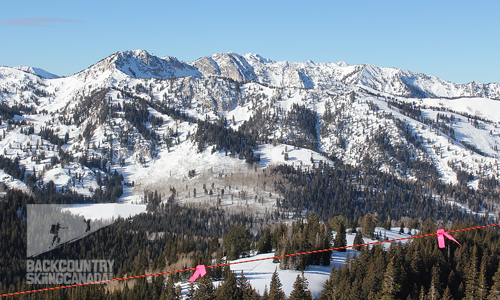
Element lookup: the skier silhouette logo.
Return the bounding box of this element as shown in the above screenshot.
[84,218,91,233]
[49,222,67,248]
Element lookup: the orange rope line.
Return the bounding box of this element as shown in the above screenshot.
[1,222,499,298]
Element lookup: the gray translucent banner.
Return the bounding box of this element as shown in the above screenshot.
[27,205,115,258]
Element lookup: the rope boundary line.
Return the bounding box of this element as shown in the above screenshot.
[1,222,499,298]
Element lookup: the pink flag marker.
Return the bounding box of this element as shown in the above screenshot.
[437,229,461,248]
[188,265,207,282]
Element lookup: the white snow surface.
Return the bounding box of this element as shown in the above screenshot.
[14,66,60,79]
[61,203,146,220]
[179,227,416,298]
[0,169,29,193]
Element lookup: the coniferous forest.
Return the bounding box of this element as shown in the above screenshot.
[1,184,500,299]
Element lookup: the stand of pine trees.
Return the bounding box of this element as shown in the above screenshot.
[318,220,500,300]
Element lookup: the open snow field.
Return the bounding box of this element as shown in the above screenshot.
[179,227,416,298]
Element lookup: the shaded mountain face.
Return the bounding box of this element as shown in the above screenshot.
[0,49,499,217]
[113,50,202,79]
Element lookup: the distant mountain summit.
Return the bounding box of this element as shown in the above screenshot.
[113,50,201,79]
[15,66,59,79]
[93,49,500,99]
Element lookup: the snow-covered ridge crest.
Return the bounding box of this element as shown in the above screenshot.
[14,66,59,79]
[6,49,500,99]
[69,49,201,84]
[187,52,500,98]
[114,50,201,79]
[352,63,500,99]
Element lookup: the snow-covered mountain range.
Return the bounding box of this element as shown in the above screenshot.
[0,49,499,216]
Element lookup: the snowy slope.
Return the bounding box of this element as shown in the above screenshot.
[14,66,60,79]
[178,227,416,298]
[0,49,499,219]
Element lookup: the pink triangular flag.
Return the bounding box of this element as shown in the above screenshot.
[437,229,461,249]
[188,265,207,282]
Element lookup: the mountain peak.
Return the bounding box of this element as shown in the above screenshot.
[112,49,201,79]
[336,61,349,67]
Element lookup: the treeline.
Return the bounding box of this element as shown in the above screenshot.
[281,104,318,150]
[195,118,260,164]
[119,88,195,123]
[122,101,159,141]
[38,127,68,147]
[319,220,500,300]
[270,160,494,223]
[273,214,331,270]
[0,155,25,180]
[0,103,32,120]
[72,88,110,126]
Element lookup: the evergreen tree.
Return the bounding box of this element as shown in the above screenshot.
[165,276,179,300]
[152,275,166,299]
[418,285,426,300]
[269,269,285,300]
[289,273,312,300]
[262,286,270,300]
[384,216,392,230]
[237,272,260,300]
[399,222,405,234]
[427,266,441,300]
[194,276,216,300]
[217,271,241,300]
[257,228,273,254]
[361,214,375,239]
[353,231,364,251]
[488,261,500,300]
[477,252,489,300]
[381,258,401,300]
[442,286,453,300]
[334,221,347,251]
[463,246,479,300]
[223,225,250,260]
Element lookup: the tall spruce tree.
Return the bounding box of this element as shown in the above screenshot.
[223,225,250,260]
[442,286,453,300]
[217,271,240,300]
[353,231,364,251]
[289,273,313,300]
[463,246,479,300]
[237,272,260,300]
[488,261,500,300]
[269,269,285,300]
[477,252,489,300]
[427,266,441,300]
[194,276,216,300]
[381,258,401,300]
[257,228,273,254]
[334,221,347,251]
[361,213,375,239]
[262,286,270,300]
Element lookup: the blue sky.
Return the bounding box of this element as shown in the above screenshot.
[1,0,499,84]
